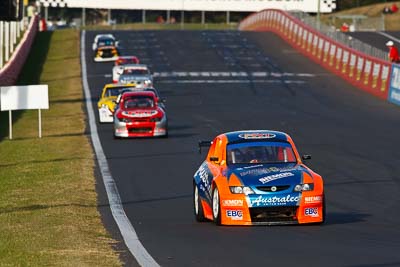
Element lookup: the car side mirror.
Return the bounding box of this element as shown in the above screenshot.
[302,155,312,160]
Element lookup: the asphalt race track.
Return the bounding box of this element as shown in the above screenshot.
[84,30,400,267]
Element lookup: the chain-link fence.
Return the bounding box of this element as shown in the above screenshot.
[290,11,387,61]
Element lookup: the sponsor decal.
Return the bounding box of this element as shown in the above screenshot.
[323,42,330,63]
[250,194,300,207]
[259,172,294,184]
[364,60,372,85]
[356,57,364,81]
[195,164,211,195]
[381,65,390,92]
[304,196,322,204]
[336,48,342,70]
[226,210,243,220]
[372,63,381,88]
[388,64,400,105]
[240,167,297,177]
[222,199,244,207]
[238,133,276,139]
[304,207,319,217]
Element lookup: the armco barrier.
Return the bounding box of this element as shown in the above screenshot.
[238,10,391,100]
[0,16,39,86]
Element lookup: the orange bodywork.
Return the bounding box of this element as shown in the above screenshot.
[194,130,325,226]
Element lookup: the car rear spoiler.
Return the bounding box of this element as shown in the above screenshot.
[198,140,212,154]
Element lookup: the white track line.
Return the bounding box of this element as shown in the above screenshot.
[152,71,315,78]
[81,31,159,267]
[378,31,400,44]
[157,79,305,84]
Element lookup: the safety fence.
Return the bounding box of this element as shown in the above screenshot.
[290,11,387,61]
[0,16,39,86]
[0,19,28,69]
[238,9,391,101]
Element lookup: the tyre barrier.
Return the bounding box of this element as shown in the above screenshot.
[238,9,392,101]
[0,16,39,86]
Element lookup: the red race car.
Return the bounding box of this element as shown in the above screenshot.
[114,56,140,66]
[113,91,168,138]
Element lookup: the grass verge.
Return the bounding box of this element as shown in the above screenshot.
[0,30,121,266]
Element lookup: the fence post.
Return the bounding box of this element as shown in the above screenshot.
[0,21,3,68]
[5,22,9,62]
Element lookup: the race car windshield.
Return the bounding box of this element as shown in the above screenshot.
[123,69,149,75]
[123,96,154,109]
[98,39,115,47]
[226,142,296,165]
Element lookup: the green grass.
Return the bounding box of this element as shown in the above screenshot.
[0,30,121,266]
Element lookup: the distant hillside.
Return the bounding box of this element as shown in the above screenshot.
[323,1,400,31]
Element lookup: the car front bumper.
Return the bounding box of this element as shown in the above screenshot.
[114,116,167,138]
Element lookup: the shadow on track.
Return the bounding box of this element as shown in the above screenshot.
[325,212,370,225]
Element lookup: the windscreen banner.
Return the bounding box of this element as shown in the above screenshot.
[38,0,336,12]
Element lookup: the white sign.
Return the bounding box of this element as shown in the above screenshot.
[0,85,49,111]
[39,0,336,13]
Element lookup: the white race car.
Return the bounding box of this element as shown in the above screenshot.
[116,64,153,87]
[92,34,117,51]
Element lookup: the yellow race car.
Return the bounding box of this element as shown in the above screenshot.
[97,83,137,123]
[94,46,119,62]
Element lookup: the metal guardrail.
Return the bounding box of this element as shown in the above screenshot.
[290,11,388,61]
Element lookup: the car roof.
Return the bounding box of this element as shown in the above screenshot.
[120,86,157,92]
[95,34,114,40]
[104,83,136,89]
[122,91,156,98]
[223,130,289,144]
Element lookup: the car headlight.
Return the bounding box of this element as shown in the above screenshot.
[229,186,254,195]
[294,183,314,192]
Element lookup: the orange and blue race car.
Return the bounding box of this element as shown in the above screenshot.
[193,130,325,226]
